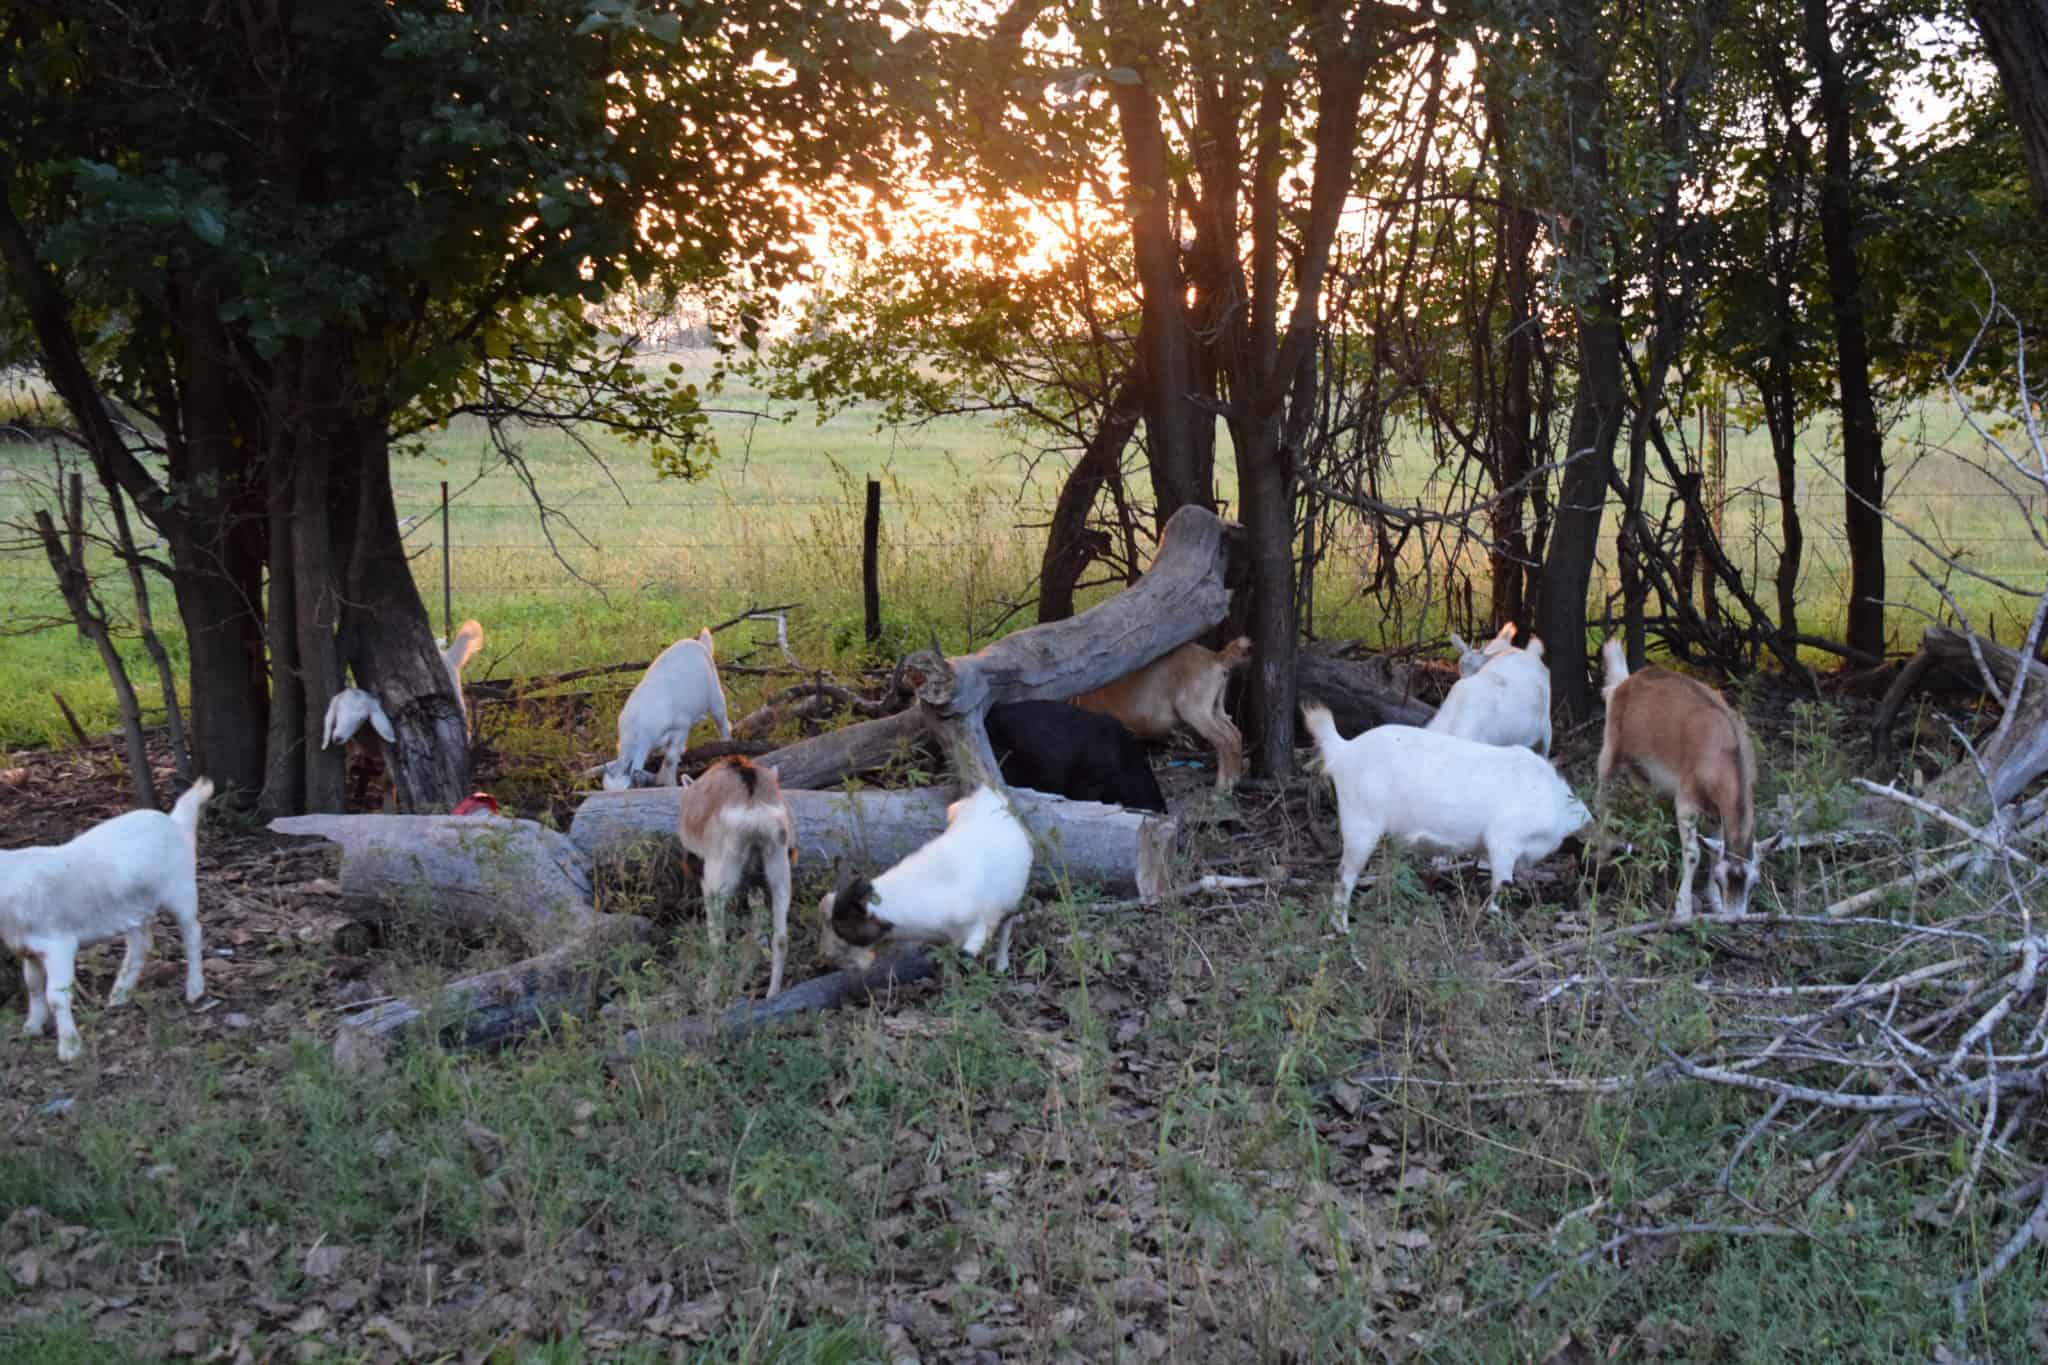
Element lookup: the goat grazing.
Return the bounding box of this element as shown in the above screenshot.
[442,619,484,717]
[817,785,1034,973]
[321,686,394,750]
[1,779,214,1061]
[1303,705,1588,933]
[1073,636,1253,792]
[675,757,797,998]
[1428,624,1553,754]
[985,701,1168,812]
[1598,639,1776,920]
[599,629,733,790]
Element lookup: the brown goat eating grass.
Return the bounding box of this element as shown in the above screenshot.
[1597,638,1778,920]
[675,756,797,997]
[1072,636,1253,792]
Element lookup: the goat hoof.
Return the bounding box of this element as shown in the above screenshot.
[107,991,132,1008]
[56,1040,81,1063]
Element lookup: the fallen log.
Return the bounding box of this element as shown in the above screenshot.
[900,505,1238,783]
[268,814,595,949]
[612,948,940,1058]
[1296,650,1436,733]
[1863,625,2048,819]
[332,915,656,1074]
[570,784,1177,900]
[751,708,932,790]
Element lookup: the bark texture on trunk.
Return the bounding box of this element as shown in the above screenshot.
[1973,0,2048,220]
[1804,0,1887,658]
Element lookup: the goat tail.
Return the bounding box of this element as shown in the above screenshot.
[1599,637,1630,701]
[1299,702,1342,766]
[446,619,485,671]
[170,778,215,850]
[1219,635,1254,670]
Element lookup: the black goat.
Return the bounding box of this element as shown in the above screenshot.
[983,701,1168,813]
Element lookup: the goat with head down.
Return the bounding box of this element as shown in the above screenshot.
[676,756,796,997]
[1428,622,1553,754]
[817,785,1034,973]
[1072,636,1253,792]
[1597,638,1778,920]
[598,628,732,790]
[1303,704,1588,934]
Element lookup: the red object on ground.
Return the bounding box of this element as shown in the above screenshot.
[452,792,500,817]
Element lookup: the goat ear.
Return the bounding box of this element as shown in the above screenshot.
[1754,832,1784,857]
[1493,621,1517,645]
[697,627,715,655]
[1699,833,1725,856]
[1448,631,1473,657]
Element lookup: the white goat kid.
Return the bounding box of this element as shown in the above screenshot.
[817,785,1034,972]
[1428,623,1553,754]
[600,629,733,790]
[321,687,395,750]
[1597,639,1776,920]
[675,757,797,998]
[1304,705,1588,933]
[1,779,214,1061]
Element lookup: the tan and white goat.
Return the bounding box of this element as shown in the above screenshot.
[1073,636,1253,791]
[675,756,797,998]
[1597,638,1777,920]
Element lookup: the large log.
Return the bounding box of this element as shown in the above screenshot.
[1865,625,2048,819]
[753,708,931,791]
[613,948,941,1059]
[268,814,595,948]
[331,915,655,1074]
[1296,650,1436,733]
[901,505,1238,783]
[570,785,1176,899]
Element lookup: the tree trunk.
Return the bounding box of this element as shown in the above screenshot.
[1804,0,1887,658]
[292,365,348,814]
[258,407,306,818]
[1237,417,1300,777]
[340,428,468,811]
[1110,78,1207,524]
[1039,373,1139,623]
[1972,0,2048,221]
[1540,288,1626,720]
[1491,185,1539,627]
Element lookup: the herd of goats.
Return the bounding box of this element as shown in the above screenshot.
[1,612,1775,1063]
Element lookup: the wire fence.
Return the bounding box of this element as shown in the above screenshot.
[0,477,2041,649]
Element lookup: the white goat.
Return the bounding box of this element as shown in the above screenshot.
[1,779,214,1061]
[1448,622,1520,677]
[1598,639,1776,920]
[321,687,395,750]
[675,756,797,998]
[599,629,733,790]
[1303,705,1588,933]
[1428,623,1553,754]
[442,619,484,717]
[1073,636,1253,791]
[816,785,1034,972]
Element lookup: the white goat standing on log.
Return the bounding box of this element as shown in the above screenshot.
[1429,622,1553,754]
[1,779,214,1061]
[599,629,732,790]
[1073,636,1253,791]
[675,756,796,998]
[1598,638,1778,920]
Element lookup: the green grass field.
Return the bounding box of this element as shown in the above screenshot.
[0,358,2041,749]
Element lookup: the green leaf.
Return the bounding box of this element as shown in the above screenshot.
[187,205,226,246]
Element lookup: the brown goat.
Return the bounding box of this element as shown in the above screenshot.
[1597,639,1776,919]
[676,756,797,997]
[1072,637,1253,791]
